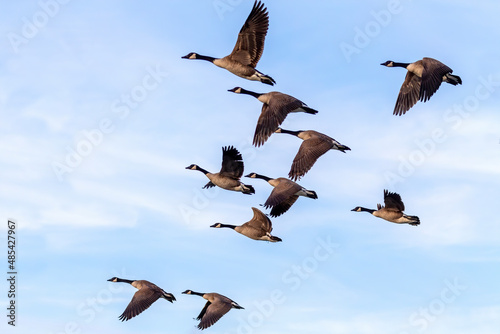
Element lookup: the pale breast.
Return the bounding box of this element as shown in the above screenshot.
[215,57,255,78]
[406,62,423,77]
[208,174,241,190]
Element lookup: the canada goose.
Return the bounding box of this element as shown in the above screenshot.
[351,189,420,226]
[186,146,255,194]
[275,127,350,181]
[228,87,318,147]
[245,173,317,217]
[381,58,462,115]
[182,290,244,330]
[107,277,175,321]
[182,1,275,85]
[211,207,282,242]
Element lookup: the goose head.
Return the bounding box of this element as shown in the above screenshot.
[210,223,222,228]
[107,277,119,282]
[185,164,199,170]
[182,52,199,60]
[228,87,243,94]
[381,60,394,67]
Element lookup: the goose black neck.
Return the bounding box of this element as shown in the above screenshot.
[392,62,411,68]
[116,278,134,284]
[218,224,237,229]
[253,174,272,182]
[196,54,217,63]
[195,166,210,175]
[279,128,301,137]
[239,88,262,99]
[359,207,375,214]
[190,291,205,297]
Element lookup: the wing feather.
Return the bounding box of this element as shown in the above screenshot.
[220,146,244,179]
[229,0,269,67]
[198,300,232,330]
[383,189,405,212]
[118,289,161,321]
[289,136,333,181]
[253,93,304,146]
[419,57,452,102]
[394,71,421,115]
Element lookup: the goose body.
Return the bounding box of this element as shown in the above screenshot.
[211,207,282,242]
[381,57,462,115]
[186,146,255,194]
[182,1,275,85]
[275,127,350,181]
[182,290,244,330]
[107,277,175,321]
[245,173,317,217]
[229,87,318,147]
[351,190,420,226]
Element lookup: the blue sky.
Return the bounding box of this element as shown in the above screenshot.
[1,0,499,333]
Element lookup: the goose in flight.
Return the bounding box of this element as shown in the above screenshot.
[186,146,255,194]
[211,207,282,242]
[245,172,317,217]
[107,277,175,321]
[351,189,420,225]
[228,87,318,147]
[275,127,350,181]
[381,57,461,115]
[182,1,275,85]
[182,290,244,330]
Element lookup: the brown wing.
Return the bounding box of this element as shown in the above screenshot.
[289,135,333,181]
[220,146,244,179]
[383,189,405,212]
[245,207,272,232]
[264,179,301,217]
[264,179,301,207]
[118,288,161,321]
[269,195,299,217]
[394,71,421,115]
[253,93,304,147]
[228,1,269,67]
[197,300,232,330]
[419,57,452,102]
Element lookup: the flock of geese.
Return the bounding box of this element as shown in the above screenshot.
[107,0,461,330]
